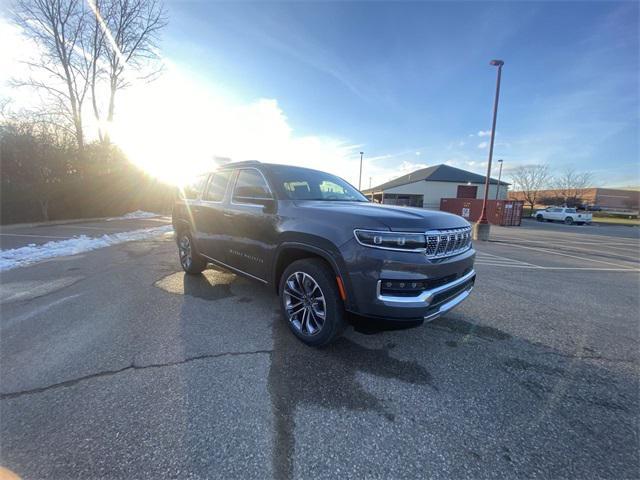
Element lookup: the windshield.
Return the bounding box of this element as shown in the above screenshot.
[270,165,368,202]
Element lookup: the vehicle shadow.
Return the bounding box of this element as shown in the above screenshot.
[267,314,434,479]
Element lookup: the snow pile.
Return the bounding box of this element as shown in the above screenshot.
[0,225,173,271]
[108,210,161,221]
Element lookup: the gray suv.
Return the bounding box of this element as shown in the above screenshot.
[172,161,476,346]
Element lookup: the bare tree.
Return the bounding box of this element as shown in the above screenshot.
[1,107,76,220]
[552,168,593,204]
[510,164,551,214]
[89,0,167,142]
[11,0,93,151]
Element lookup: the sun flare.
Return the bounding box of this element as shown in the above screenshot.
[110,62,361,186]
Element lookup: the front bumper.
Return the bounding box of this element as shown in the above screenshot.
[376,269,475,322]
[339,238,476,321]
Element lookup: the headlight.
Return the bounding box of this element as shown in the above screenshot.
[354,229,426,251]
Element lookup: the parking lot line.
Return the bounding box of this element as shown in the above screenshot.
[493,237,640,258]
[475,252,541,268]
[496,236,639,249]
[492,242,637,269]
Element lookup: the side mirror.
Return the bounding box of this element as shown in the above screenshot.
[257,198,276,213]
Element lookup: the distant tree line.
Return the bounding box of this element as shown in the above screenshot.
[1,0,170,224]
[509,165,595,213]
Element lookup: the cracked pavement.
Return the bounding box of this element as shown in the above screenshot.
[0,219,638,479]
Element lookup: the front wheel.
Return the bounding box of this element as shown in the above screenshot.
[279,258,346,347]
[564,217,574,225]
[536,214,544,222]
[177,231,207,274]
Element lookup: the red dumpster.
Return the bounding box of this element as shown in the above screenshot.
[439,198,524,226]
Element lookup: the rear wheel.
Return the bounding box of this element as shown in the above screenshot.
[279,258,346,347]
[564,217,574,225]
[177,231,207,274]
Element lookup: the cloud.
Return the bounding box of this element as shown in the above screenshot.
[111,63,363,184]
[477,130,492,137]
[477,142,488,149]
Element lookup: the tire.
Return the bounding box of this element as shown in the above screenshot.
[279,258,346,347]
[177,231,207,274]
[536,214,544,222]
[564,217,574,225]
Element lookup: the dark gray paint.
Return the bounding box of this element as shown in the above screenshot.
[173,162,476,319]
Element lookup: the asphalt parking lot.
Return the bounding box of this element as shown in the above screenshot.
[1,218,638,479]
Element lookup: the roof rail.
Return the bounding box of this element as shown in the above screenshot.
[224,160,261,167]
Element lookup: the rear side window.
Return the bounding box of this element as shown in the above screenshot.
[204,170,232,202]
[565,208,577,213]
[233,169,272,203]
[182,175,208,199]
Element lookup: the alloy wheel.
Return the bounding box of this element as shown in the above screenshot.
[179,234,192,270]
[283,271,327,336]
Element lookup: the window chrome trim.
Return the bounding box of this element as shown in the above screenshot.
[202,170,233,204]
[376,269,476,308]
[230,167,275,208]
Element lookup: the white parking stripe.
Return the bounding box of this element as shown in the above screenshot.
[476,252,540,268]
[492,242,636,269]
[497,236,639,248]
[475,250,639,272]
[492,238,640,259]
[475,263,640,272]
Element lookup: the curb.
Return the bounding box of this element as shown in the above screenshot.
[0,217,112,230]
[1,214,169,230]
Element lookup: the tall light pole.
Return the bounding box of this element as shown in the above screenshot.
[474,59,504,241]
[495,159,503,200]
[358,152,364,190]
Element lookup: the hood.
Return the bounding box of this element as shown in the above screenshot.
[292,201,470,231]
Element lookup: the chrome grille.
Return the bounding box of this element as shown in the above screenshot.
[425,226,472,259]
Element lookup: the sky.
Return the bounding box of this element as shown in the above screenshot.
[1,1,638,188]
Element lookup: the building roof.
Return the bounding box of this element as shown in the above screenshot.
[362,164,510,193]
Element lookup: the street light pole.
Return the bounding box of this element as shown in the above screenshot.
[495,159,503,200]
[474,59,504,241]
[358,152,364,190]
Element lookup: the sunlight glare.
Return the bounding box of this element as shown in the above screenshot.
[110,61,361,186]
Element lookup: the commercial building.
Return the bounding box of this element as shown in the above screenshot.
[508,188,639,211]
[363,164,509,209]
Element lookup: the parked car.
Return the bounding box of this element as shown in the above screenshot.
[535,207,592,225]
[172,161,476,346]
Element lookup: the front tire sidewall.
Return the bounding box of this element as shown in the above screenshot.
[178,231,207,274]
[279,259,345,347]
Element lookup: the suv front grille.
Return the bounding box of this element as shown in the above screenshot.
[425,226,472,259]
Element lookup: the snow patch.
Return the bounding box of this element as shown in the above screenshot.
[0,225,173,271]
[107,210,161,221]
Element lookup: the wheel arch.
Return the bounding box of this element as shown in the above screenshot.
[272,241,354,310]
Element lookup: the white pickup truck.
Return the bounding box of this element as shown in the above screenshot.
[535,207,592,225]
